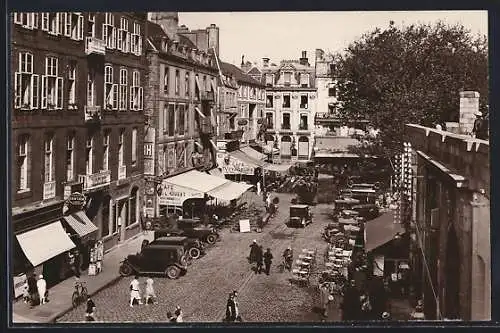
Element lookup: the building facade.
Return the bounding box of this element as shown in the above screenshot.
[11,12,147,282]
[406,116,490,319]
[215,66,239,140]
[259,51,316,161]
[145,14,219,219]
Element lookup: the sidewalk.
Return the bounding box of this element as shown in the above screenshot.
[12,232,151,324]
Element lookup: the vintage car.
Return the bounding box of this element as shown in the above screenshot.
[288,204,313,228]
[176,219,220,244]
[351,204,380,221]
[118,243,188,279]
[146,234,205,260]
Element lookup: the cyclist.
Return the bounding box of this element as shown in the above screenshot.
[282,247,293,271]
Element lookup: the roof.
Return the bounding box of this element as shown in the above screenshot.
[364,211,404,252]
[178,34,197,49]
[247,67,262,75]
[146,21,169,51]
[220,61,264,87]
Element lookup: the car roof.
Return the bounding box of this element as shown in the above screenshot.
[154,236,188,242]
[291,204,309,208]
[145,244,184,250]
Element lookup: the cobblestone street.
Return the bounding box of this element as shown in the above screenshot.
[57,192,340,323]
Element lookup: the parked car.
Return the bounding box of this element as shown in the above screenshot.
[175,219,219,244]
[119,243,188,279]
[147,234,205,260]
[351,204,380,221]
[288,204,313,228]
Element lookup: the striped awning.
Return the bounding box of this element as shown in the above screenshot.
[63,211,98,238]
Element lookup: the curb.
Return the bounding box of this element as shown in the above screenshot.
[49,275,124,323]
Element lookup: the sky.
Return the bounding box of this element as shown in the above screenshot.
[178,11,488,66]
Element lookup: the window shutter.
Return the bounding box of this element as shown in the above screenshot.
[33,13,38,28]
[129,86,134,110]
[125,31,130,53]
[56,77,63,109]
[64,13,71,36]
[41,75,47,108]
[57,13,63,35]
[41,13,48,31]
[31,74,39,109]
[112,84,118,109]
[14,13,22,24]
[78,15,84,40]
[102,24,108,45]
[138,87,143,110]
[112,27,117,49]
[138,36,142,56]
[14,72,22,108]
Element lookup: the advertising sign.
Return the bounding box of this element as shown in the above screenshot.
[158,181,204,206]
[13,273,27,298]
[66,192,86,210]
[218,153,254,175]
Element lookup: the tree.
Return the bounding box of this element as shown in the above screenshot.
[333,21,488,158]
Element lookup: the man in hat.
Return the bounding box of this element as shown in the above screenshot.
[249,240,259,265]
[472,110,488,140]
[282,246,293,271]
[263,248,273,275]
[225,292,236,322]
[36,275,47,305]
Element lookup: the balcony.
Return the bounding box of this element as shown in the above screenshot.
[78,170,111,191]
[85,105,102,122]
[199,118,214,135]
[201,91,215,102]
[85,37,106,55]
[43,181,56,200]
[118,165,127,180]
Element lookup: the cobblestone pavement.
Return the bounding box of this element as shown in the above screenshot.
[58,192,340,323]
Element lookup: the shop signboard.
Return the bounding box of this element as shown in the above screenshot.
[158,182,204,206]
[66,192,87,210]
[218,153,254,175]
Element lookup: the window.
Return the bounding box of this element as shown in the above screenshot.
[103,131,110,171]
[66,134,75,181]
[62,13,83,40]
[17,135,30,191]
[240,105,245,118]
[131,22,142,56]
[249,106,254,119]
[131,128,137,166]
[48,13,60,35]
[118,130,124,166]
[87,70,95,106]
[266,112,274,129]
[130,70,143,110]
[177,104,185,134]
[300,95,308,109]
[102,196,110,237]
[104,65,118,110]
[185,72,190,97]
[300,114,308,130]
[300,73,309,88]
[67,60,77,106]
[86,135,94,175]
[175,70,180,95]
[41,13,49,31]
[87,13,95,37]
[118,17,129,52]
[283,72,291,86]
[265,74,273,87]
[129,188,138,225]
[283,94,291,108]
[194,74,200,101]
[229,116,235,130]
[41,56,63,110]
[168,104,175,136]
[119,68,127,110]
[266,94,273,108]
[163,66,169,95]
[328,85,336,97]
[44,134,54,182]
[329,63,336,74]
[13,13,38,29]
[162,105,168,134]
[14,52,39,110]
[282,113,291,129]
[102,13,116,49]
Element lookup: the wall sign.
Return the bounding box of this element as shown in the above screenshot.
[158,181,204,206]
[217,152,254,175]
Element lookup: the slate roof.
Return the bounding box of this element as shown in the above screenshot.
[220,61,265,87]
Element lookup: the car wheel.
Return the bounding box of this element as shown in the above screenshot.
[189,247,201,260]
[206,233,218,245]
[119,263,133,277]
[165,265,181,279]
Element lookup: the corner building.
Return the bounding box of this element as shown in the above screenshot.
[11,12,147,286]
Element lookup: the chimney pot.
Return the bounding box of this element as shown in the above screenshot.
[302,51,307,58]
[210,24,216,27]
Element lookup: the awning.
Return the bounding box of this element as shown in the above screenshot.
[241,146,266,161]
[207,181,253,202]
[264,163,292,173]
[195,106,205,118]
[62,211,98,238]
[314,152,361,158]
[229,150,262,167]
[207,168,225,179]
[364,211,404,252]
[263,144,280,155]
[16,221,76,267]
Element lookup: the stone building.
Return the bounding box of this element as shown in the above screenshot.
[258,51,317,161]
[215,63,239,140]
[145,13,220,219]
[11,12,147,284]
[405,92,490,320]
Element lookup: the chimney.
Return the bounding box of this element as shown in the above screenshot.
[458,91,480,134]
[241,55,245,66]
[300,50,308,66]
[207,23,220,57]
[262,57,270,67]
[177,24,189,32]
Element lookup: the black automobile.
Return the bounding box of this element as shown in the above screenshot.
[288,204,313,228]
[149,234,206,260]
[175,219,219,244]
[351,204,380,221]
[119,243,188,279]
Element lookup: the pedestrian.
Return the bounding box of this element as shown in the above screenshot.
[22,280,30,304]
[249,240,259,264]
[27,273,37,306]
[340,280,360,321]
[265,193,272,212]
[255,245,264,274]
[263,248,273,275]
[144,277,157,305]
[174,306,183,322]
[85,295,96,322]
[233,290,242,322]
[472,111,488,140]
[257,181,261,196]
[74,249,81,278]
[410,299,425,320]
[167,311,176,322]
[129,275,142,307]
[225,293,236,322]
[319,283,331,318]
[36,275,47,305]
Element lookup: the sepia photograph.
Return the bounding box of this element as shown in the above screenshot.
[9,10,490,324]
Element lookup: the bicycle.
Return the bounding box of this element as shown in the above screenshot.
[278,256,293,273]
[72,281,88,308]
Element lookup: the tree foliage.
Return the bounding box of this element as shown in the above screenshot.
[333,21,488,157]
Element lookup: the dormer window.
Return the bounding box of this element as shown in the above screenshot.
[283,72,292,86]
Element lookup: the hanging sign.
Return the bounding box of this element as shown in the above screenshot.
[66,192,87,210]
